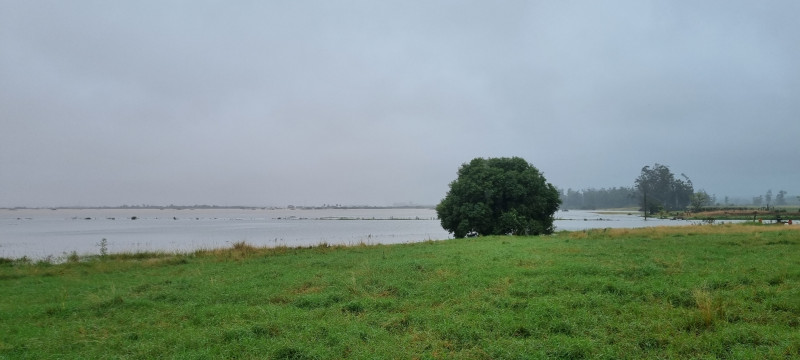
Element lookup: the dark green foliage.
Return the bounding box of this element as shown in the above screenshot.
[436,157,561,238]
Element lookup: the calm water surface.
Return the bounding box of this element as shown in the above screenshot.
[1,208,700,259]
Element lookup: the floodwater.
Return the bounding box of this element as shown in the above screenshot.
[554,210,703,230]
[1,208,705,260]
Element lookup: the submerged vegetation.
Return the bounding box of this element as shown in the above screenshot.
[2,224,799,358]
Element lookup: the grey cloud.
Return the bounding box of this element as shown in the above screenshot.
[1,1,798,207]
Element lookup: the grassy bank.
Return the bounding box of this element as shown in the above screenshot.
[2,225,799,359]
[685,209,800,222]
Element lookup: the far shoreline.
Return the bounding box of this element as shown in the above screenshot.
[1,204,437,211]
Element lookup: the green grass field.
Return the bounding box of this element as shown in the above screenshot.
[2,224,799,359]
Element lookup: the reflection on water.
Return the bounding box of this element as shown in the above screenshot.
[1,208,704,259]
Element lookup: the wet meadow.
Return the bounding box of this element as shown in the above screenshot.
[2,224,799,359]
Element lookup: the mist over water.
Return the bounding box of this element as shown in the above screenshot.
[2,208,706,260]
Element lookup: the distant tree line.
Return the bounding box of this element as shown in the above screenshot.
[560,164,695,213]
[558,187,637,210]
[752,189,798,208]
[560,163,798,213]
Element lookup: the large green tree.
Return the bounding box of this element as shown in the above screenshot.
[436,157,561,238]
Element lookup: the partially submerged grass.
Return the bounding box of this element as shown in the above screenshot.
[1,224,799,358]
[687,209,800,221]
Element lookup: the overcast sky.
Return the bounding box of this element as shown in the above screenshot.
[1,1,798,207]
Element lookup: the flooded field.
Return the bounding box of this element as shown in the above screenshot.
[1,208,701,259]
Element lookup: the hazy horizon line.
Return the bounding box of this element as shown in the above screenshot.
[0,203,438,210]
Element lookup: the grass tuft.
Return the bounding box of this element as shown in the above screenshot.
[273,347,312,360]
[693,288,716,329]
[231,240,257,253]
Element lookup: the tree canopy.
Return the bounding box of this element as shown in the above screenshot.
[436,157,561,238]
[635,163,694,215]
